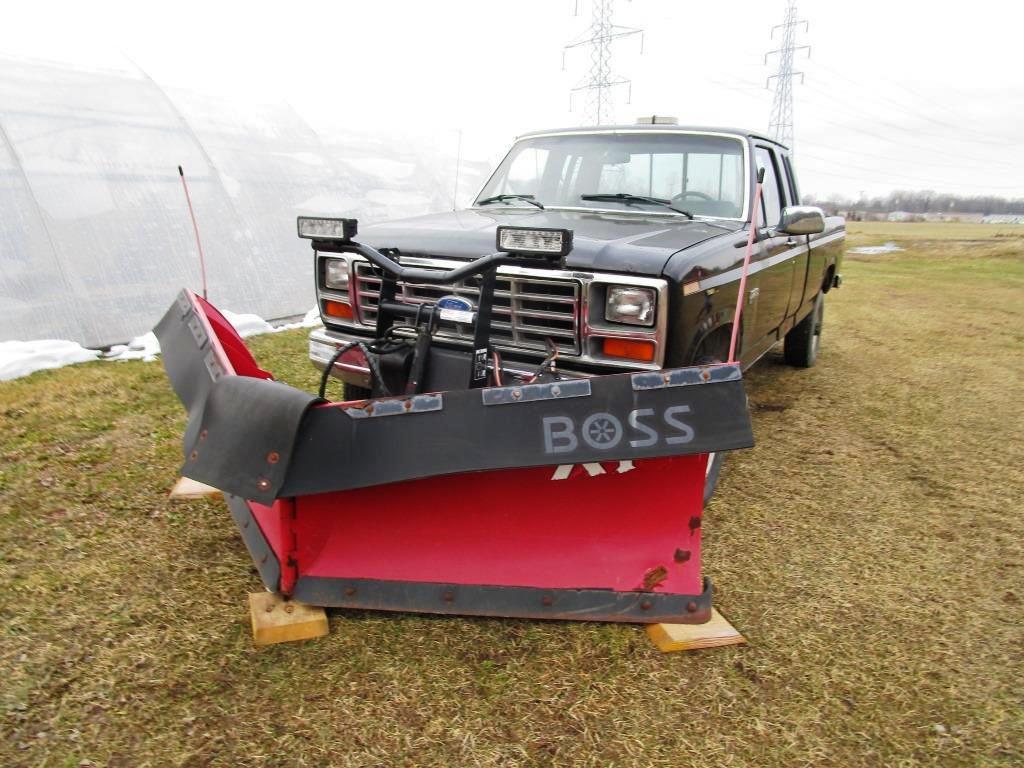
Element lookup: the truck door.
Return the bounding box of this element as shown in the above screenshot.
[784,154,823,316]
[778,152,811,327]
[749,146,796,352]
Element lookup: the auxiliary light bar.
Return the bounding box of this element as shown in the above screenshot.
[496,226,573,258]
[297,216,358,241]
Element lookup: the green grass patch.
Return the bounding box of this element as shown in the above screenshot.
[1,226,1022,766]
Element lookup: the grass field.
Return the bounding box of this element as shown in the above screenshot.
[1,222,1022,767]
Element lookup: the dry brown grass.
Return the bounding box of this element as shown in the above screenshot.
[1,222,1022,766]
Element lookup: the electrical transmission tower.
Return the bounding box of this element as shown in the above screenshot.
[765,0,809,151]
[563,0,644,125]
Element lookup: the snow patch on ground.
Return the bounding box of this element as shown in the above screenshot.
[849,241,904,255]
[0,340,100,381]
[274,307,323,332]
[104,332,161,362]
[221,310,276,338]
[1,308,322,382]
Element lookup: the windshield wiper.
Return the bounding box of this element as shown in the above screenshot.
[580,193,693,219]
[476,194,545,210]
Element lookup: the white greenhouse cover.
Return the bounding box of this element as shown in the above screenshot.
[0,56,487,348]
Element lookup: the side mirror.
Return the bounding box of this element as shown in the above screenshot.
[777,206,826,236]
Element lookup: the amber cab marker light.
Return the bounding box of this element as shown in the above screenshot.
[323,300,354,320]
[602,337,655,362]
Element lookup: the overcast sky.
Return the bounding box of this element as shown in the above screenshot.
[2,0,1022,199]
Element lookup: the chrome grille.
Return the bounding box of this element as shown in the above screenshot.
[352,260,581,355]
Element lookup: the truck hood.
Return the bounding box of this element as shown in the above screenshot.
[355,208,739,277]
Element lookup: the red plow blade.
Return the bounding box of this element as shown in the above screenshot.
[157,290,753,624]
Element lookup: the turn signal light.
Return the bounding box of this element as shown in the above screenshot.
[602,337,655,362]
[323,300,354,320]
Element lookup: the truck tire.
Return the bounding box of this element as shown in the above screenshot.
[784,292,824,368]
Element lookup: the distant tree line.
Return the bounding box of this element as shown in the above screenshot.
[803,190,1024,215]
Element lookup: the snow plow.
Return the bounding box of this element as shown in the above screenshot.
[155,220,755,624]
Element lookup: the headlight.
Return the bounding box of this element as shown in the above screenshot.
[605,286,655,326]
[324,259,349,291]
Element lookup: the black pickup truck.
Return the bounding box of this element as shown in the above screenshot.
[308,122,844,494]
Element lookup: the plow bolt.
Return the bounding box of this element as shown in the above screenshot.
[686,602,698,613]
[442,591,454,603]
[344,587,356,596]
[640,600,652,610]
[542,596,554,606]
[199,430,208,441]
[189,450,198,461]
[256,478,271,492]
[266,451,280,464]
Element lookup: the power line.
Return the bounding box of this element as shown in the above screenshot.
[764,0,809,151]
[706,74,1020,180]
[797,137,1019,174]
[729,70,1020,162]
[797,151,1023,192]
[563,0,643,125]
[806,170,1024,195]
[809,60,1020,146]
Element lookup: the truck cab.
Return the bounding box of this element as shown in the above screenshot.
[308,122,844,393]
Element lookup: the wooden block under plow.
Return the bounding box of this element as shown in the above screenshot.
[168,476,222,500]
[248,592,329,646]
[646,608,747,653]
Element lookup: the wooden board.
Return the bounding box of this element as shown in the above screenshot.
[646,608,747,653]
[168,476,222,500]
[248,592,329,646]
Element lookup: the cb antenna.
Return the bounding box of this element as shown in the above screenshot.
[178,165,209,300]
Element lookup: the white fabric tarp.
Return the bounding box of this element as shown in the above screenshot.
[0,57,487,348]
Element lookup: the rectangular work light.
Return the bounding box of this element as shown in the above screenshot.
[496,226,573,258]
[297,216,358,241]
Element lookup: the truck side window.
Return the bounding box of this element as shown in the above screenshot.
[776,154,793,208]
[755,147,783,228]
[783,155,801,204]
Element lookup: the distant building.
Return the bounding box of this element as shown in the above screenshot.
[887,211,915,222]
[981,214,1024,224]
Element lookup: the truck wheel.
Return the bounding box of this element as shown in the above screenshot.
[343,383,372,401]
[784,292,824,368]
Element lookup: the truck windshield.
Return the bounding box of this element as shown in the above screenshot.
[476,132,747,220]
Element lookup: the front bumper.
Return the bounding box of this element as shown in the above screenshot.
[309,327,375,388]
